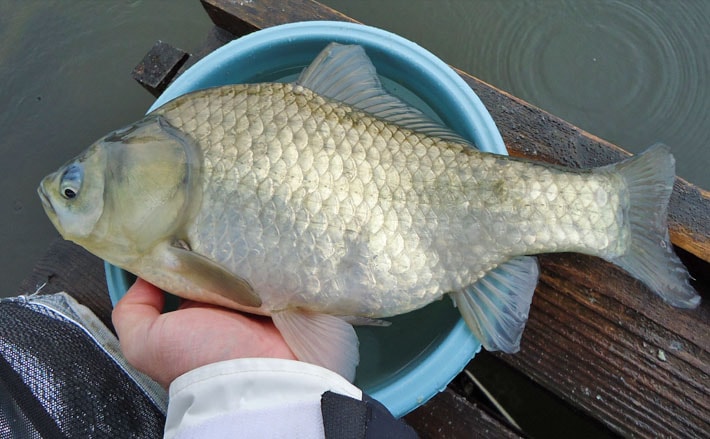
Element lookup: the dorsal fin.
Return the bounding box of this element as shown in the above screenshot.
[296,42,471,144]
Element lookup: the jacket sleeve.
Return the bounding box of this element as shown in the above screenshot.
[164,358,416,438]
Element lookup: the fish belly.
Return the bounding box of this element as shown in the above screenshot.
[157,83,626,317]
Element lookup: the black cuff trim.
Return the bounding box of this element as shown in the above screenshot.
[321,391,417,438]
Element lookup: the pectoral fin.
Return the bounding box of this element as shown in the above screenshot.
[162,243,262,308]
[272,309,359,382]
[451,256,539,353]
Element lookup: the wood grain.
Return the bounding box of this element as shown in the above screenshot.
[200,0,356,36]
[497,253,709,437]
[405,389,522,438]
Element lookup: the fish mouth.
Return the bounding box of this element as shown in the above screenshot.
[37,183,54,215]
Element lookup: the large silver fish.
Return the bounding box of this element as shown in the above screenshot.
[38,43,699,380]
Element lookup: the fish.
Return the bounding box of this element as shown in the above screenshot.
[38,43,700,381]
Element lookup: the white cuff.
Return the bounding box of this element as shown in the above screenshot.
[164,358,362,438]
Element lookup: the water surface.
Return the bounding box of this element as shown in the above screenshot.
[0,1,211,294]
[324,0,710,189]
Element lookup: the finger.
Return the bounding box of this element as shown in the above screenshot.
[112,278,164,345]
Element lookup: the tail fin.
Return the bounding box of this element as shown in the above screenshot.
[605,144,700,308]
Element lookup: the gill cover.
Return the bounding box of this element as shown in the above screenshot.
[96,115,203,256]
[39,115,203,267]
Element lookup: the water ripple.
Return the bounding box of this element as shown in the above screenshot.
[463,0,708,187]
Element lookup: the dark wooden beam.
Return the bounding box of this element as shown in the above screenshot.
[200,0,356,37]
[131,40,190,97]
[405,389,522,438]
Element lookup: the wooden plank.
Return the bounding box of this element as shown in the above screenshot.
[495,253,709,437]
[404,388,522,439]
[131,40,190,97]
[200,0,355,36]
[192,1,710,437]
[16,238,113,331]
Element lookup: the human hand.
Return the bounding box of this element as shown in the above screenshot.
[112,278,296,388]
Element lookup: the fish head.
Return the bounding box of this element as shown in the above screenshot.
[38,115,202,267]
[38,141,106,245]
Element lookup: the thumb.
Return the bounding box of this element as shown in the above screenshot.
[112,278,165,363]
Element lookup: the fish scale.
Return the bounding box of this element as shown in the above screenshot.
[154,82,625,317]
[39,43,698,379]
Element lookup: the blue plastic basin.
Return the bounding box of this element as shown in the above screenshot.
[106,21,506,417]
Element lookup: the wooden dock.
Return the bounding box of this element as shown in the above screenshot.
[19,1,709,437]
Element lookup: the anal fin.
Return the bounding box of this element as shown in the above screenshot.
[451,256,539,353]
[272,309,359,382]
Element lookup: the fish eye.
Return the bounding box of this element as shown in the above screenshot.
[63,187,77,199]
[60,164,83,200]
